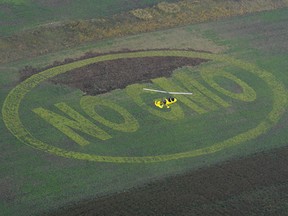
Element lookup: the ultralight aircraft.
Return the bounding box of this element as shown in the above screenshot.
[143,88,193,109]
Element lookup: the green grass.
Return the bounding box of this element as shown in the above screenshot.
[21,66,268,156]
[1,7,288,216]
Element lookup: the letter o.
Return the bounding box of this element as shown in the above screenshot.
[201,68,257,102]
[80,96,139,132]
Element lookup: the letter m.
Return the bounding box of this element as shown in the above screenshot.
[33,102,111,146]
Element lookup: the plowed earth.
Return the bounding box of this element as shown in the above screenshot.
[50,55,208,95]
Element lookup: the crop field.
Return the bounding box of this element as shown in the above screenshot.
[0,0,178,35]
[1,1,288,215]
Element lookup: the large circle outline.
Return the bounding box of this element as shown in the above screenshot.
[2,50,287,163]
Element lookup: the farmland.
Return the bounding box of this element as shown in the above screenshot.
[1,1,288,215]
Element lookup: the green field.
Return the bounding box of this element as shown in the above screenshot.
[1,3,288,216]
[0,0,178,35]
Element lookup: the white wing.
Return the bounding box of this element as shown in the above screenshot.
[143,88,193,95]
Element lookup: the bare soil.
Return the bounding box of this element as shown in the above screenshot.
[50,54,208,95]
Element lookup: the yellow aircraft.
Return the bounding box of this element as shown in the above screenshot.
[143,88,193,109]
[154,97,177,109]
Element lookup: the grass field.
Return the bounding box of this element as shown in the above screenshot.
[1,0,287,64]
[0,0,178,35]
[1,2,288,216]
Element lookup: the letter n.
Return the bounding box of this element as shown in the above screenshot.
[33,102,111,146]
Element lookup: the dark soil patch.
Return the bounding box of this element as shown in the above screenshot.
[46,146,288,216]
[50,55,208,95]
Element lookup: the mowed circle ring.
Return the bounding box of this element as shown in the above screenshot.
[2,50,287,163]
